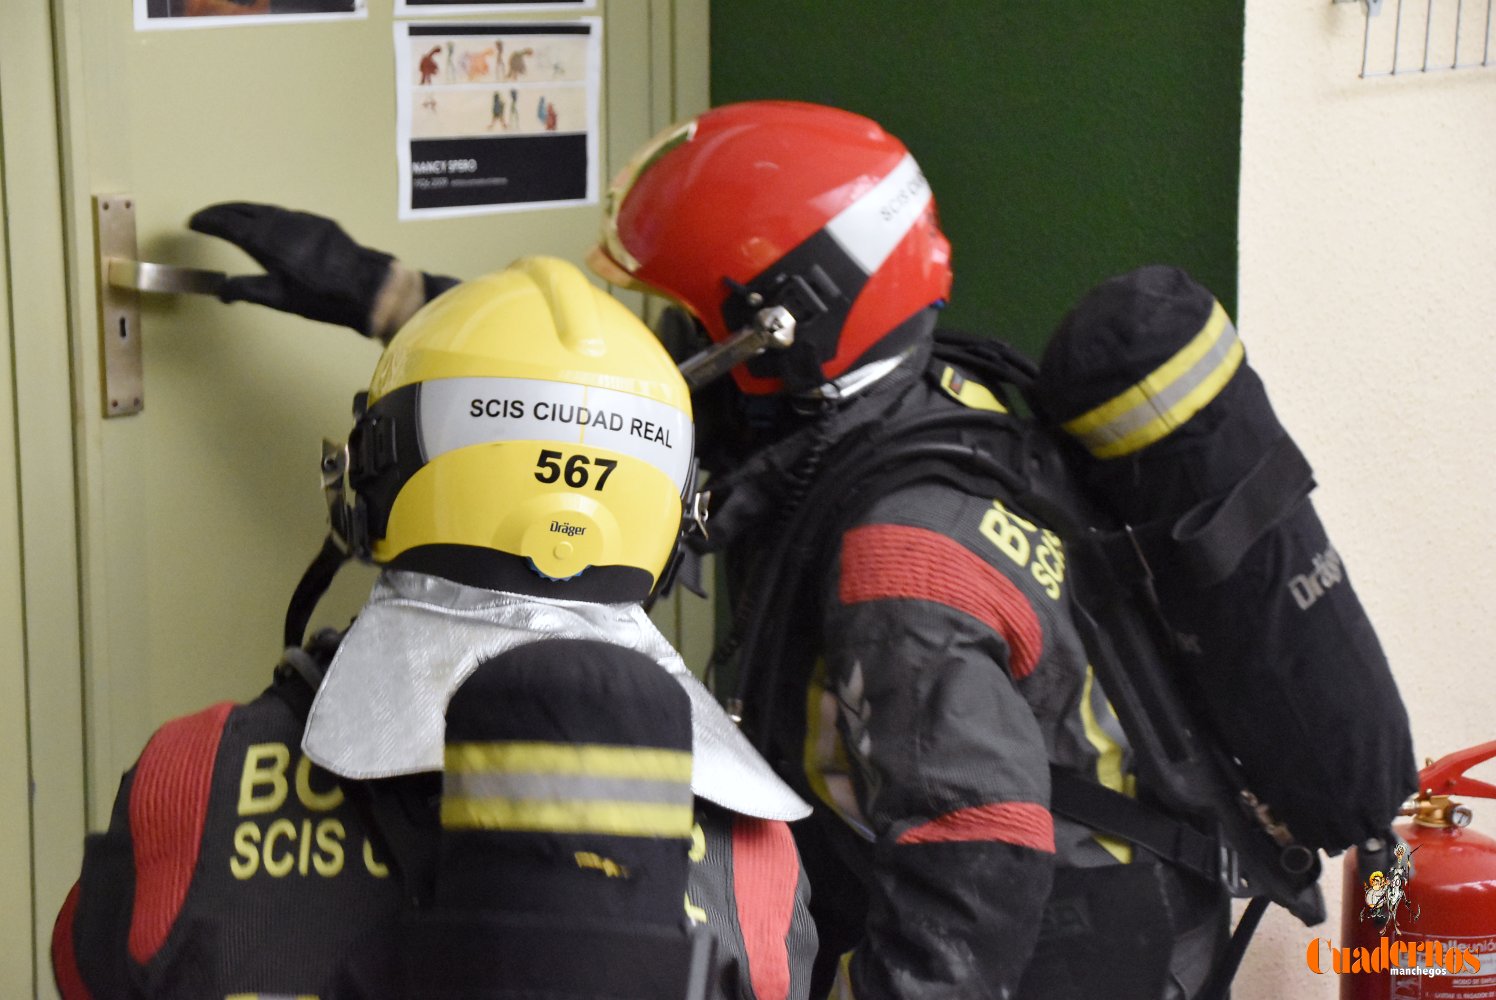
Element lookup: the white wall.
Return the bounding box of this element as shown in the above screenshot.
[1237,2,1496,997]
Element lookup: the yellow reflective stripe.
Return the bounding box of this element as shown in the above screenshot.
[442,741,693,835]
[441,797,694,836]
[1061,300,1242,458]
[684,891,708,925]
[1080,666,1134,864]
[574,851,629,877]
[445,741,693,783]
[938,365,1008,413]
[801,661,874,839]
[803,671,839,813]
[830,950,857,1000]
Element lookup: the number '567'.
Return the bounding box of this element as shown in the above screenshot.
[534,450,618,490]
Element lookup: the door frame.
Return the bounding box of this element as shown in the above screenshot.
[0,0,90,994]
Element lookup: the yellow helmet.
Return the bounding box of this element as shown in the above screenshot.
[326,256,694,601]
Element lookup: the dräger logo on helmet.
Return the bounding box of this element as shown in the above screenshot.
[1287,544,1344,611]
[550,521,585,537]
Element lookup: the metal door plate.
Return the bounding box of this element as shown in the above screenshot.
[94,194,143,417]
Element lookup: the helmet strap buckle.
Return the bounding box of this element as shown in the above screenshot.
[321,438,369,559]
[685,488,711,541]
[648,462,711,607]
[723,269,835,346]
[766,269,833,326]
[677,305,799,390]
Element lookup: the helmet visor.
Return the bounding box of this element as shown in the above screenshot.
[592,118,698,288]
[585,242,656,294]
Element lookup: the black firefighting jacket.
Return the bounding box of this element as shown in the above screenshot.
[52,648,816,1000]
[704,318,1226,1000]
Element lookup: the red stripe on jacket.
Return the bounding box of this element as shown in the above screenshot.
[732,817,799,1000]
[52,882,93,1000]
[839,522,1043,678]
[897,802,1056,854]
[127,701,235,964]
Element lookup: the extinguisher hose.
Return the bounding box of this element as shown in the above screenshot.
[1196,895,1270,1000]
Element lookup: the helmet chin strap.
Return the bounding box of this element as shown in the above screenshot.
[797,349,913,403]
[677,305,917,401]
[283,435,363,651]
[647,458,711,609]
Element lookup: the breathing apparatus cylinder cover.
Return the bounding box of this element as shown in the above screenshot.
[390,643,710,999]
[437,641,694,921]
[1031,265,1416,852]
[346,257,695,599]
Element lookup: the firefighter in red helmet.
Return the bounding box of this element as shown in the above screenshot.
[169,100,1229,999]
[585,100,1229,1000]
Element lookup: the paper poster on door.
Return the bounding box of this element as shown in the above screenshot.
[136,0,364,30]
[395,20,601,219]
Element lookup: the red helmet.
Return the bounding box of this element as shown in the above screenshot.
[588,101,953,395]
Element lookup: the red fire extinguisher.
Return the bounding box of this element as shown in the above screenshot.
[1338,741,1496,999]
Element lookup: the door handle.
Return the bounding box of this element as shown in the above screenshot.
[93,193,228,418]
[105,257,225,296]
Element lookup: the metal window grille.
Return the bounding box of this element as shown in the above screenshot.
[1336,0,1495,78]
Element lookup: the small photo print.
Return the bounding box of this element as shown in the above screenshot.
[395,20,602,218]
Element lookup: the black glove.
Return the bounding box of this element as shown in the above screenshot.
[189,201,444,341]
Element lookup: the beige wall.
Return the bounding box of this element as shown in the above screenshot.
[1237,3,1496,996]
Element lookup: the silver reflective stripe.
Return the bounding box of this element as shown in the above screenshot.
[418,375,694,492]
[1062,301,1243,458]
[823,153,931,276]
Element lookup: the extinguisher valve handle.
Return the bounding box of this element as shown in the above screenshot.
[1419,739,1496,799]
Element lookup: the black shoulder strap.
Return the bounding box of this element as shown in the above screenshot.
[931,328,1041,386]
[1167,434,1316,585]
[268,627,339,719]
[284,534,352,649]
[1049,766,1223,883]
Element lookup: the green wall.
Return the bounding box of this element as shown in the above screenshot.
[711,3,1243,356]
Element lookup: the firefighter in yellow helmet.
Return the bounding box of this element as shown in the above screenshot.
[52,257,815,1000]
